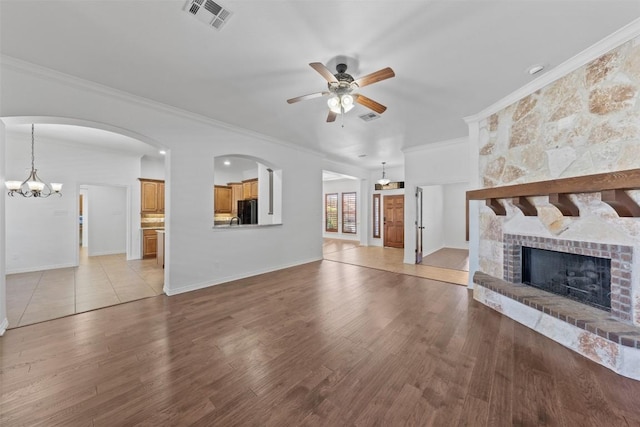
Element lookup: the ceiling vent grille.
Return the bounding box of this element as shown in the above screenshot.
[359,112,381,122]
[184,0,232,30]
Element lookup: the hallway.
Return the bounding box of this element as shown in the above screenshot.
[6,248,163,328]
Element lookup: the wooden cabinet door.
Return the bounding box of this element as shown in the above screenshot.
[214,186,232,213]
[141,181,158,213]
[242,181,251,200]
[143,230,158,258]
[158,182,165,213]
[250,180,258,199]
[230,183,242,215]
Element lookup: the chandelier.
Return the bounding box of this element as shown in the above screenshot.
[5,124,63,198]
[377,162,390,185]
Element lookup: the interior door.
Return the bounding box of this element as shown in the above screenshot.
[415,187,424,263]
[384,195,404,248]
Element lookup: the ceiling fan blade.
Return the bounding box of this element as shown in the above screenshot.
[287,91,329,104]
[310,62,338,83]
[327,111,337,122]
[353,67,395,88]
[355,94,387,114]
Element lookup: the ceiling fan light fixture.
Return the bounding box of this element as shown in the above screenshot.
[328,96,341,114]
[328,94,354,114]
[341,94,354,112]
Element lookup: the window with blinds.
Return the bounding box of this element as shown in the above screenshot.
[325,193,338,232]
[373,194,381,238]
[342,192,357,234]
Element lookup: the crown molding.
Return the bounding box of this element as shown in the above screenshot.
[402,136,469,154]
[0,55,325,158]
[464,17,640,124]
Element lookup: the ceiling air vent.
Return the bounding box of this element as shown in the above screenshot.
[359,112,380,122]
[184,0,232,30]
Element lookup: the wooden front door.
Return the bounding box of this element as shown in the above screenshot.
[384,195,404,248]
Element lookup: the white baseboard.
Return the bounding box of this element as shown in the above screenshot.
[0,318,8,336]
[88,250,126,257]
[6,262,77,275]
[165,256,323,296]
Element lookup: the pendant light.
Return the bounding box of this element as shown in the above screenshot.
[5,124,63,198]
[377,162,390,185]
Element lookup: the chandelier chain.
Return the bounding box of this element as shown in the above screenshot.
[31,124,36,171]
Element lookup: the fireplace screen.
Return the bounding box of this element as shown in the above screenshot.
[521,247,611,311]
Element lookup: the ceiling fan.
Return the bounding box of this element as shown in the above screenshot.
[287,62,395,122]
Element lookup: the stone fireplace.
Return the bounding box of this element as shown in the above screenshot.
[466,30,640,379]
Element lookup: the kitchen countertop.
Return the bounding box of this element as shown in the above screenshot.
[212,223,282,231]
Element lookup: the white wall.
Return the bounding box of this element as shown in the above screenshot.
[443,182,471,249]
[322,178,361,241]
[86,185,127,256]
[421,185,444,255]
[0,121,7,334]
[4,132,141,273]
[1,58,324,297]
[140,155,165,180]
[402,137,470,263]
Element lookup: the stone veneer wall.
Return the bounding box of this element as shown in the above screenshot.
[476,36,640,326]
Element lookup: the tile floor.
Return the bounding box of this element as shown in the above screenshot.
[322,238,469,286]
[6,248,164,329]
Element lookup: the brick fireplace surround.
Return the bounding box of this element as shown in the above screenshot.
[473,234,640,380]
[503,234,633,322]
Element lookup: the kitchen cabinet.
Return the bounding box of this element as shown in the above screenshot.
[140,179,165,213]
[143,229,158,259]
[242,178,258,200]
[214,185,232,213]
[229,182,243,215]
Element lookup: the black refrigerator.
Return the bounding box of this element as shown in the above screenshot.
[238,199,258,224]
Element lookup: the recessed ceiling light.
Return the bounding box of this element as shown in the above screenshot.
[223,160,231,166]
[527,64,545,75]
[159,150,166,155]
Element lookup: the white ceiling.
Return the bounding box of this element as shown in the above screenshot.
[1,1,639,169]
[5,124,162,158]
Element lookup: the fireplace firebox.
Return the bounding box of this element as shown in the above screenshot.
[522,247,611,311]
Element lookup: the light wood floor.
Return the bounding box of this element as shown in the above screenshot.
[1,260,639,425]
[323,239,468,286]
[6,248,163,329]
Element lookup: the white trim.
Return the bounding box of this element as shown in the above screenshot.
[464,17,640,124]
[164,256,323,296]
[1,55,324,158]
[0,318,8,336]
[402,136,469,153]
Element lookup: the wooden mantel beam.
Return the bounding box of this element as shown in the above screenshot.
[465,168,640,241]
[467,169,640,201]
